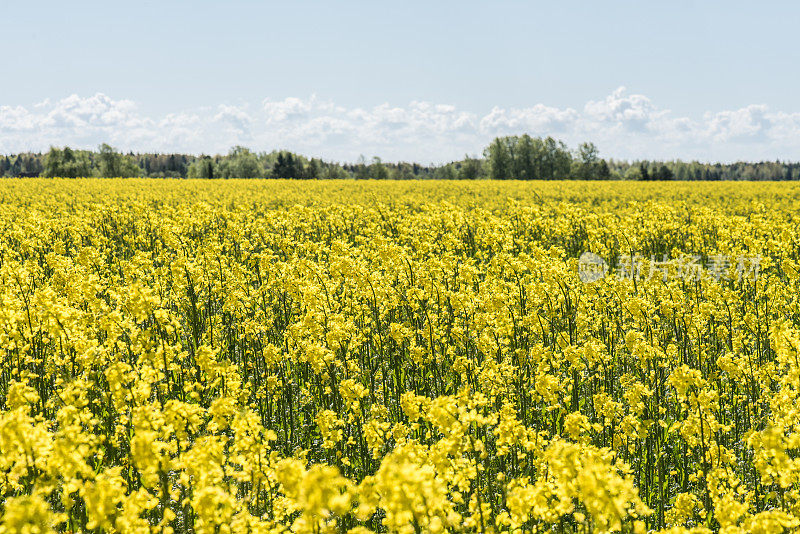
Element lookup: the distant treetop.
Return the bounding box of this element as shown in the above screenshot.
[2,139,798,180]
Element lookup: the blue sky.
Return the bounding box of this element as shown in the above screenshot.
[2,0,799,162]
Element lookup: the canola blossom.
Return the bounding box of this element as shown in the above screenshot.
[1,178,800,534]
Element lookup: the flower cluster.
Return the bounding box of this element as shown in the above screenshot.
[0,178,799,534]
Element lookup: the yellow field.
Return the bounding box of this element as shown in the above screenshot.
[1,179,799,534]
[4,178,800,212]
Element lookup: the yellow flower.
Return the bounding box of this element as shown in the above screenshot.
[0,495,56,534]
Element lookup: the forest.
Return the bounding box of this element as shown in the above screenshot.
[2,136,799,180]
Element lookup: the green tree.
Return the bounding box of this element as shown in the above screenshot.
[369,157,389,180]
[623,165,642,180]
[433,164,456,180]
[43,146,91,178]
[305,158,321,179]
[354,155,370,180]
[322,164,348,179]
[514,134,536,180]
[217,146,263,178]
[653,164,674,181]
[573,142,600,179]
[97,143,140,177]
[541,137,573,179]
[597,159,611,179]
[10,156,21,176]
[639,162,651,181]
[187,157,216,179]
[485,138,513,179]
[458,156,483,180]
[272,151,303,179]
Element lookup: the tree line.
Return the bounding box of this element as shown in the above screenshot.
[2,138,800,180]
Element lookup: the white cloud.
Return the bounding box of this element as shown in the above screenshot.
[479,104,579,135]
[43,93,140,129]
[2,88,800,162]
[705,105,771,143]
[214,105,252,131]
[263,96,316,122]
[584,86,665,132]
[0,105,35,132]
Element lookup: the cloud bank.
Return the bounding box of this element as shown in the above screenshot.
[2,88,799,163]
